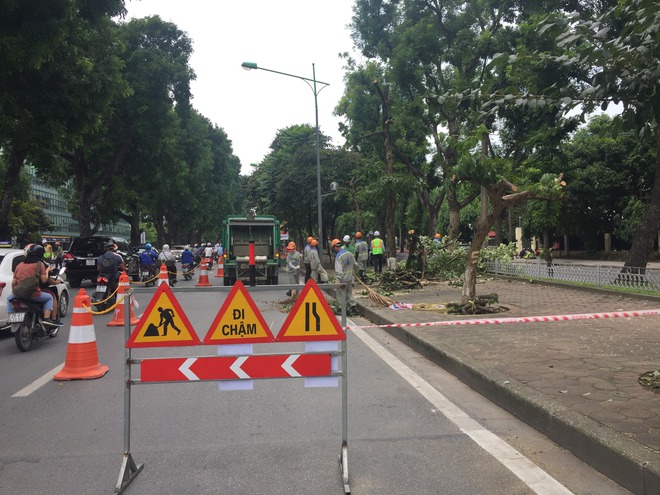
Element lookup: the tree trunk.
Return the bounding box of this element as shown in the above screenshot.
[374,80,397,258]
[0,145,27,240]
[625,126,660,269]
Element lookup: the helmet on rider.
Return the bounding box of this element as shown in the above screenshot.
[207,242,212,247]
[23,243,34,255]
[28,244,46,258]
[145,243,151,249]
[105,241,116,251]
[330,239,342,250]
[286,242,296,251]
[162,244,170,250]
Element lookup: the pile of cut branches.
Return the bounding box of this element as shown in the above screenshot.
[379,269,423,292]
[447,293,506,315]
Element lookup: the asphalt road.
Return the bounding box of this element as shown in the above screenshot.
[0,282,631,494]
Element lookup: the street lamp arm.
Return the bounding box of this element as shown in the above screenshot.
[241,62,329,88]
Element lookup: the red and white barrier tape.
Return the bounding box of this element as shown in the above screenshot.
[348,308,660,330]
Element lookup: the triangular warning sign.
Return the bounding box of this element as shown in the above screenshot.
[277,279,346,342]
[126,284,200,348]
[203,280,275,345]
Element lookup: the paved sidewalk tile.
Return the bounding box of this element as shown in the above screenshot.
[351,278,660,495]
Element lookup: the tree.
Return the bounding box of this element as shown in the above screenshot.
[494,0,660,267]
[0,0,126,239]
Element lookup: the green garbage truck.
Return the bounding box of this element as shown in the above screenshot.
[221,212,280,286]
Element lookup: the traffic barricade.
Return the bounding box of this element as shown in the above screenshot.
[115,279,351,494]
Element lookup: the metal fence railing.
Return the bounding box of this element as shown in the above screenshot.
[483,259,660,293]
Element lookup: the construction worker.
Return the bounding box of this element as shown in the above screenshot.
[342,234,354,254]
[331,238,357,312]
[434,233,442,243]
[284,241,301,298]
[371,230,385,273]
[308,239,328,283]
[354,231,369,282]
[303,236,313,283]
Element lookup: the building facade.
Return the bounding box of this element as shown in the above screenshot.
[27,166,131,248]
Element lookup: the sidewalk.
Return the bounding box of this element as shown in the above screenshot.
[350,277,660,495]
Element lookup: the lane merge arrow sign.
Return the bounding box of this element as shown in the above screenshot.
[277,279,346,342]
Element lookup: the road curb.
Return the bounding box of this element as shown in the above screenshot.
[356,302,660,495]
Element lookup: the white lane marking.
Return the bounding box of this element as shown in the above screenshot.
[179,358,199,381]
[350,325,574,495]
[230,356,250,379]
[12,363,64,397]
[282,354,301,377]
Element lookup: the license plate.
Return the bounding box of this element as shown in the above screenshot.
[95,285,107,293]
[86,259,96,266]
[9,312,25,323]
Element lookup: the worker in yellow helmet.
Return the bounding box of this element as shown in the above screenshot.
[331,238,357,312]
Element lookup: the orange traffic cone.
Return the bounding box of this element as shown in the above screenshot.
[214,259,225,278]
[54,289,109,381]
[158,263,169,286]
[196,258,212,287]
[108,272,140,327]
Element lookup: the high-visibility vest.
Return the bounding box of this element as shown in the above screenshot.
[371,238,383,255]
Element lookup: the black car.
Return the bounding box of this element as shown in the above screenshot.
[63,236,134,287]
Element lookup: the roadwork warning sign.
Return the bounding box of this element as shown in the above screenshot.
[277,279,346,342]
[126,284,200,348]
[203,280,275,345]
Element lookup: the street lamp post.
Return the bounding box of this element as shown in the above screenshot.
[241,61,329,245]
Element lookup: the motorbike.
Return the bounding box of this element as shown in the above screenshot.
[182,263,194,280]
[140,264,157,287]
[125,253,140,282]
[9,267,66,352]
[91,275,116,312]
[164,259,177,286]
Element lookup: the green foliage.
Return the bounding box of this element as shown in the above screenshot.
[480,243,518,262]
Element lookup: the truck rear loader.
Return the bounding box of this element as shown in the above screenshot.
[221,213,280,286]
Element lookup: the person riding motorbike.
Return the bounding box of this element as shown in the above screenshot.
[97,242,127,299]
[180,245,195,278]
[139,243,159,279]
[158,244,177,285]
[7,244,62,327]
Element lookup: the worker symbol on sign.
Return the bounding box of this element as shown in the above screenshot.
[144,307,182,337]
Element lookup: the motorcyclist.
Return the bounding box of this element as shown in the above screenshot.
[158,244,177,286]
[7,244,62,327]
[139,243,159,279]
[97,242,127,298]
[180,245,195,277]
[204,242,214,267]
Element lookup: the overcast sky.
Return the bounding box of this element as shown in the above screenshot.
[125,0,356,175]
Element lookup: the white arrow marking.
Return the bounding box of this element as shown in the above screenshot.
[282,354,301,377]
[179,358,199,381]
[230,356,250,379]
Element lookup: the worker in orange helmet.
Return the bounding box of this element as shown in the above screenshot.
[308,239,328,283]
[284,241,301,298]
[303,236,314,283]
[354,231,369,282]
